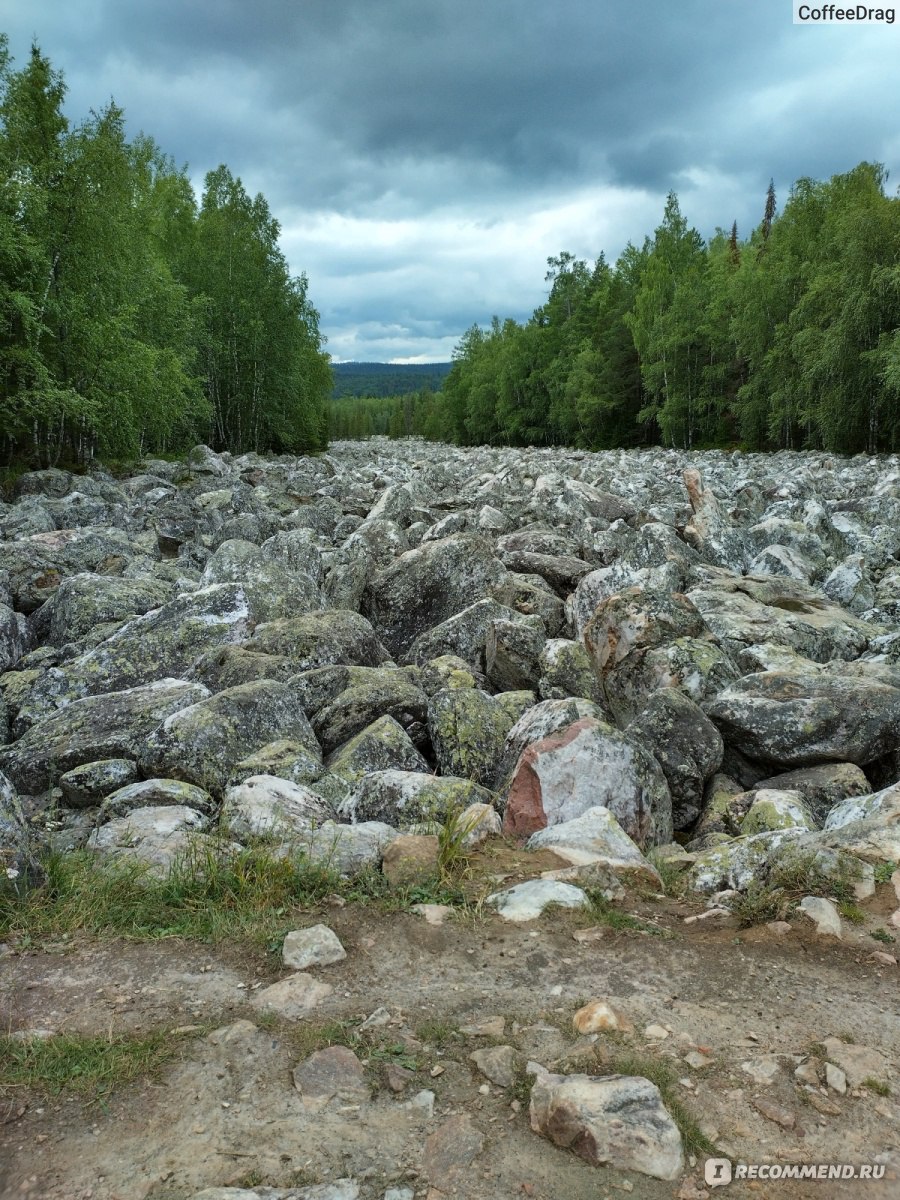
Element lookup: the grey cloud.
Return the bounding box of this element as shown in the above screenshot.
[3,1,899,360]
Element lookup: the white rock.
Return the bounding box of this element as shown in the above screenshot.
[525,805,661,884]
[825,1062,847,1094]
[282,925,346,970]
[250,973,333,1019]
[799,895,842,938]
[485,879,589,922]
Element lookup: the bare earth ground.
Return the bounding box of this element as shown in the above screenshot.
[1,870,899,1200]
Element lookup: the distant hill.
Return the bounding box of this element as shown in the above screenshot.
[331,361,452,399]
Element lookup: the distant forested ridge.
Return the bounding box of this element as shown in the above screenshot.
[0,37,330,466]
[436,163,900,455]
[331,361,452,399]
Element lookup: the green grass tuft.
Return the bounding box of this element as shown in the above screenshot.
[0,1028,192,1099]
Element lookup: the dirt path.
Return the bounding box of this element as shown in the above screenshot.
[2,892,899,1200]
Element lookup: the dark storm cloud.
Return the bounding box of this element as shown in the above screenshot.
[2,1,899,359]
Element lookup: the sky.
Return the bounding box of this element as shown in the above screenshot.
[2,1,899,362]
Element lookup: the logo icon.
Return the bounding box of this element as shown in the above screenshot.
[705,1159,733,1188]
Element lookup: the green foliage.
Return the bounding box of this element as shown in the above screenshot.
[440,163,900,455]
[0,844,345,946]
[0,1028,191,1099]
[0,36,329,466]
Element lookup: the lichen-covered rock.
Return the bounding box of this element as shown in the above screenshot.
[87,804,210,875]
[42,574,175,648]
[363,533,505,658]
[528,1064,684,1180]
[583,586,708,676]
[418,654,477,695]
[705,663,900,769]
[248,609,390,671]
[2,526,139,613]
[740,788,816,835]
[0,603,27,672]
[537,638,605,705]
[485,616,546,692]
[754,762,871,828]
[0,678,209,792]
[427,687,515,787]
[140,680,319,795]
[687,829,804,893]
[59,758,139,808]
[503,717,673,849]
[687,574,879,664]
[486,879,589,922]
[340,769,497,827]
[199,537,325,622]
[405,598,517,672]
[325,715,428,786]
[311,669,428,756]
[25,583,257,706]
[0,769,42,893]
[186,645,293,693]
[491,697,608,794]
[227,738,326,788]
[286,820,400,874]
[100,778,216,819]
[626,690,723,831]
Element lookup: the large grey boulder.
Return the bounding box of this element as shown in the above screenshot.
[705,663,900,769]
[325,715,428,786]
[627,690,723,830]
[0,678,209,792]
[363,533,505,658]
[341,769,497,827]
[221,775,332,840]
[140,680,319,795]
[310,669,428,756]
[42,574,175,648]
[428,688,516,787]
[248,610,390,671]
[687,574,879,664]
[491,697,608,794]
[0,769,42,892]
[2,526,139,613]
[24,584,257,706]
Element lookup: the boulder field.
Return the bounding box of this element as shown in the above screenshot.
[2,436,900,901]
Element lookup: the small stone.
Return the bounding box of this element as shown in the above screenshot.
[430,1064,445,1077]
[470,1045,517,1088]
[753,1098,796,1129]
[572,927,608,943]
[485,878,589,922]
[870,950,897,965]
[766,921,792,937]
[573,1000,633,1035]
[740,1057,781,1085]
[411,903,455,926]
[794,1058,822,1086]
[825,1062,847,1094]
[799,896,842,938]
[292,1045,368,1111]
[282,924,347,970]
[805,1091,842,1116]
[644,1024,670,1040]
[459,1015,506,1038]
[251,973,333,1019]
[683,1050,714,1070]
[423,1114,485,1183]
[381,834,439,886]
[821,1037,890,1088]
[385,1063,417,1093]
[889,909,900,928]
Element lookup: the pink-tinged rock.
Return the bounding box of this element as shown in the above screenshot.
[502,718,671,849]
[528,1063,684,1180]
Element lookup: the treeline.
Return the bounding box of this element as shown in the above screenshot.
[331,361,452,400]
[440,162,900,454]
[0,39,330,466]
[329,389,445,440]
